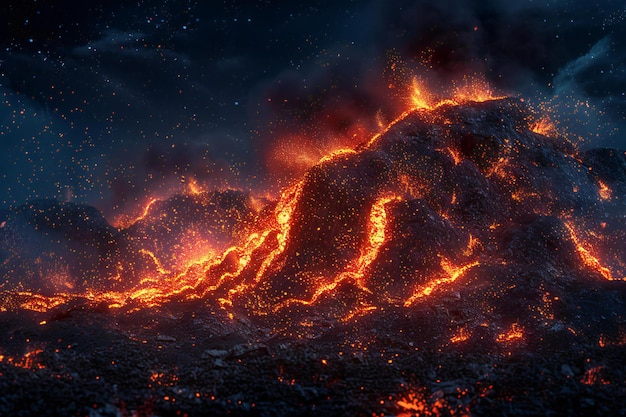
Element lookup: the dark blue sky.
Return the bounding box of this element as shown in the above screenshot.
[1,0,624,221]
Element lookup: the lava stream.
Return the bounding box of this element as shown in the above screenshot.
[271,195,401,312]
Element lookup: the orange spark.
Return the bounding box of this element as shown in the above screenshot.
[452,75,507,104]
[410,77,435,110]
[597,180,612,200]
[580,366,610,385]
[462,234,481,257]
[396,388,470,417]
[139,248,171,275]
[1,347,45,369]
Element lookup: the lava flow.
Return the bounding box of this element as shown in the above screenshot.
[2,77,625,325]
[1,75,626,416]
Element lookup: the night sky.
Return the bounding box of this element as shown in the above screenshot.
[1,0,625,222]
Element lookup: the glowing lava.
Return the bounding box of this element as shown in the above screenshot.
[564,222,617,281]
[496,323,524,344]
[404,259,480,307]
[2,71,625,349]
[272,195,401,312]
[114,197,159,229]
[409,75,506,111]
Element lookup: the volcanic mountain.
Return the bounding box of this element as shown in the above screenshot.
[1,97,625,416]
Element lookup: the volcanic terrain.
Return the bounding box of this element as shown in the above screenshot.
[1,96,625,416]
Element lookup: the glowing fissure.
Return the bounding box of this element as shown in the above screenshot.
[272,195,401,312]
[404,259,480,307]
[200,230,272,296]
[317,148,357,164]
[223,181,305,301]
[139,248,171,275]
[564,221,620,281]
[7,74,622,324]
[114,197,159,229]
[361,195,402,275]
[4,76,505,314]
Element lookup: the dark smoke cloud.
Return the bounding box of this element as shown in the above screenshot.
[1,0,624,217]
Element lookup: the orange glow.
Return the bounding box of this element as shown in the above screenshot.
[404,259,479,307]
[272,195,401,312]
[409,75,505,113]
[248,195,268,213]
[597,180,612,200]
[450,327,471,344]
[580,366,610,385]
[564,222,617,281]
[410,77,436,110]
[5,67,613,338]
[253,181,304,284]
[339,306,377,323]
[367,196,400,251]
[114,197,159,228]
[496,323,524,343]
[317,148,357,164]
[462,234,481,257]
[451,75,507,104]
[447,147,463,165]
[486,155,512,180]
[530,116,558,136]
[1,347,45,369]
[398,174,422,199]
[268,135,362,180]
[396,388,470,417]
[17,292,71,313]
[184,177,203,195]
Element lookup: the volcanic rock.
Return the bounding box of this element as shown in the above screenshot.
[224,97,626,348]
[0,200,131,294]
[125,189,258,272]
[1,97,626,417]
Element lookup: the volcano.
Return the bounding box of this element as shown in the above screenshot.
[1,97,626,416]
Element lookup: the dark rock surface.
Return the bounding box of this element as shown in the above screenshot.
[1,98,625,416]
[0,190,259,295]
[0,200,131,294]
